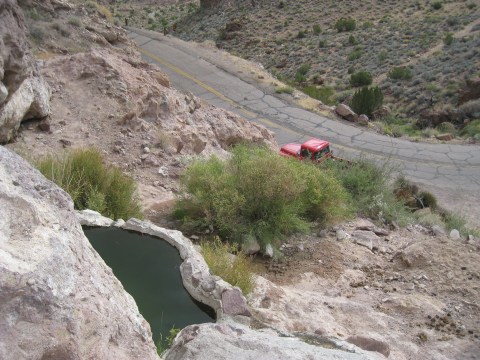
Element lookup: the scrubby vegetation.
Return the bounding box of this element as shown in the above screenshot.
[350,86,384,116]
[175,145,350,247]
[201,237,255,295]
[36,148,143,220]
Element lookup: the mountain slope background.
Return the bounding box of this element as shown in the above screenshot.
[115,0,480,140]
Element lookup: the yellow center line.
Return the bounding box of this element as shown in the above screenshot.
[139,46,303,134]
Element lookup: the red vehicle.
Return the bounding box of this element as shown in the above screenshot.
[280,138,333,163]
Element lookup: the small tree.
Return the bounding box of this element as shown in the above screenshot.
[388,66,413,80]
[350,70,373,87]
[350,86,383,116]
[335,17,356,32]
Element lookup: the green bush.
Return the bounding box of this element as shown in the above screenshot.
[201,237,254,295]
[296,30,306,39]
[417,191,438,210]
[335,17,356,32]
[431,1,442,10]
[348,49,362,61]
[302,86,335,105]
[388,66,413,80]
[350,86,384,116]
[460,119,480,140]
[443,32,453,45]
[176,145,350,246]
[295,63,311,83]
[313,24,321,34]
[350,70,373,87]
[36,148,142,220]
[318,39,327,48]
[325,160,413,225]
[348,34,357,45]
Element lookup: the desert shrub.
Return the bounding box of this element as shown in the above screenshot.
[388,66,413,80]
[175,145,350,246]
[295,63,311,83]
[431,1,442,10]
[417,191,438,210]
[325,159,413,225]
[302,86,335,105]
[459,119,480,140]
[275,85,294,94]
[36,148,142,220]
[348,34,357,45]
[296,30,306,39]
[51,22,70,37]
[313,24,321,34]
[68,16,82,27]
[30,27,45,42]
[437,122,456,133]
[443,33,453,45]
[350,70,373,87]
[335,17,356,32]
[318,39,327,48]
[201,237,254,295]
[416,211,444,228]
[348,48,362,61]
[350,86,384,116]
[378,50,388,63]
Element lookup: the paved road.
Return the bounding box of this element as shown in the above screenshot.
[127,28,480,193]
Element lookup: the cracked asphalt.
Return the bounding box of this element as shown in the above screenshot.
[128,28,480,223]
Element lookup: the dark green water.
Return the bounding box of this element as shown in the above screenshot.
[83,227,215,343]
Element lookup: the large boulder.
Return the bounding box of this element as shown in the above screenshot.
[0,146,159,360]
[165,322,381,360]
[0,0,50,143]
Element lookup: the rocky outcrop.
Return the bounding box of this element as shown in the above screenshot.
[0,0,50,143]
[164,321,381,360]
[0,146,159,360]
[41,49,276,158]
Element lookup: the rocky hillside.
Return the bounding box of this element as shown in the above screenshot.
[119,0,480,140]
[3,0,276,213]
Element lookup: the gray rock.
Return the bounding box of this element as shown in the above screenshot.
[336,229,351,241]
[0,81,8,103]
[432,224,446,237]
[165,321,381,360]
[335,103,357,121]
[346,335,391,357]
[358,114,369,125]
[449,229,460,240]
[0,147,159,360]
[221,288,251,316]
[352,230,381,251]
[242,234,260,255]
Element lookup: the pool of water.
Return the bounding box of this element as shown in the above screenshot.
[83,226,215,343]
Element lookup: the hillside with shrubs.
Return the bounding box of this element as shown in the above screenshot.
[113,0,480,141]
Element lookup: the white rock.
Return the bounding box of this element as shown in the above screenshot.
[0,147,158,360]
[449,229,460,240]
[265,243,274,258]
